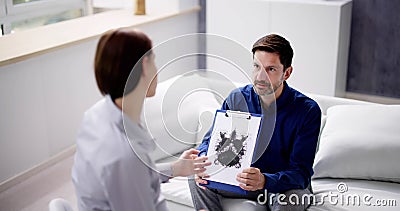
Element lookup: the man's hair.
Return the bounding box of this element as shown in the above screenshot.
[94,28,152,100]
[252,34,293,70]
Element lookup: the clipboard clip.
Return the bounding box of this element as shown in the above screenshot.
[224,110,251,120]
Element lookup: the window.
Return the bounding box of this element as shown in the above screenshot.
[13,0,43,5]
[0,0,88,35]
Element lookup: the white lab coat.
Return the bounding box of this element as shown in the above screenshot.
[72,95,172,211]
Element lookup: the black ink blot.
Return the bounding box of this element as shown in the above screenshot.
[214,129,248,168]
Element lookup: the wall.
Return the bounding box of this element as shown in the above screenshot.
[346,0,400,98]
[206,0,352,97]
[0,7,199,184]
[0,40,100,184]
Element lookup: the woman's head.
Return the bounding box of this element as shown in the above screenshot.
[94,28,154,100]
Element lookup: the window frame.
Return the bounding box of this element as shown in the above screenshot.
[0,0,6,35]
[1,0,87,35]
[5,0,85,15]
[0,0,5,17]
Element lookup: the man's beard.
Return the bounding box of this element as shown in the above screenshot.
[253,79,283,96]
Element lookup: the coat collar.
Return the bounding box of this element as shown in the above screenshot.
[105,95,156,152]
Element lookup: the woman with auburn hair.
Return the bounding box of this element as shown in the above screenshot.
[72,28,210,211]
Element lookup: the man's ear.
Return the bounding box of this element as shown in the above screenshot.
[283,66,293,80]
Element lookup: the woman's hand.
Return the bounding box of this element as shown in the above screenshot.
[172,149,211,177]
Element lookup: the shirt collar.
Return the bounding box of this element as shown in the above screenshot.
[253,81,293,112]
[123,115,156,152]
[275,81,293,110]
[105,95,124,124]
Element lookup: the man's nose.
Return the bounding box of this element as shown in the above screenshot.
[256,69,268,81]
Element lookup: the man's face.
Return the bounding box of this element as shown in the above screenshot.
[252,50,286,96]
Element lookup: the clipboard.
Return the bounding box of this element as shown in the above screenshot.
[200,109,262,195]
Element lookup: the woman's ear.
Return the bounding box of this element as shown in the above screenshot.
[283,66,293,80]
[141,55,149,77]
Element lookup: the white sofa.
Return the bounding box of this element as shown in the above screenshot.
[145,72,400,211]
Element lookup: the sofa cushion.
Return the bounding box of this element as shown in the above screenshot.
[161,177,193,207]
[307,93,375,115]
[144,73,220,161]
[315,114,327,152]
[313,105,400,183]
[309,178,400,211]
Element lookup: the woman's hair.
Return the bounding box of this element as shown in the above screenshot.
[94,28,152,100]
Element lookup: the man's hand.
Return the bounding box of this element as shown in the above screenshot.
[236,167,265,191]
[195,172,210,190]
[172,149,211,177]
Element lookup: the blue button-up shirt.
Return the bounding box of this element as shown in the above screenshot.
[198,82,321,193]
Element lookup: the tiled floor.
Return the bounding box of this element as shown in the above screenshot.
[0,155,77,211]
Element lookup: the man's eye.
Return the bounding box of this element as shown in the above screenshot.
[253,64,261,70]
[269,67,276,72]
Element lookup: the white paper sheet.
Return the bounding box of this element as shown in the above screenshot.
[205,110,262,186]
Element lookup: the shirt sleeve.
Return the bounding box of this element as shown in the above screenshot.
[101,157,158,211]
[197,99,230,156]
[263,104,321,193]
[156,163,173,182]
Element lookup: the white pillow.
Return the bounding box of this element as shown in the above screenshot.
[315,115,327,152]
[313,105,400,183]
[143,73,220,161]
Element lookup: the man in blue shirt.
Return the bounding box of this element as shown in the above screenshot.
[189,34,321,211]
